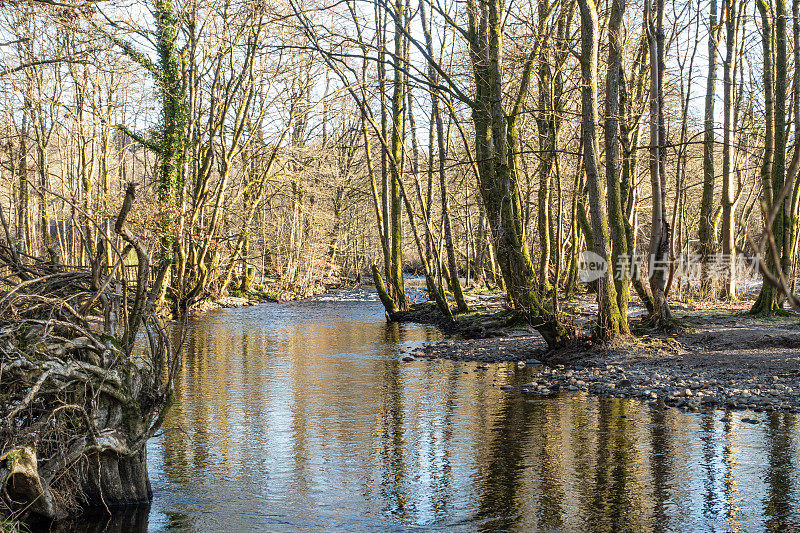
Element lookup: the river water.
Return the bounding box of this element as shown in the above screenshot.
[79,288,800,532]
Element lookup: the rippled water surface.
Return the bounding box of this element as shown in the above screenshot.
[84,288,800,531]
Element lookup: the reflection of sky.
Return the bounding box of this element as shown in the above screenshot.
[142,288,800,532]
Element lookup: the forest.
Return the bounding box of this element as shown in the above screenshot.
[0,0,797,331]
[2,0,800,527]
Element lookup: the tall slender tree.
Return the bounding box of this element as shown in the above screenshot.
[578,0,625,339]
[699,0,720,294]
[645,0,672,325]
[605,0,630,335]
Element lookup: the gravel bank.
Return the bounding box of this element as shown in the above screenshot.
[404,306,800,413]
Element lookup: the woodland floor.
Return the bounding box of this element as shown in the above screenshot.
[402,295,800,412]
[414,290,800,375]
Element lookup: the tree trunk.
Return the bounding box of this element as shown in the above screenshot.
[620,37,654,313]
[720,0,740,299]
[578,0,624,339]
[752,0,780,313]
[390,0,408,310]
[420,0,469,312]
[605,0,630,334]
[699,0,718,295]
[646,0,672,325]
[466,0,571,349]
[535,0,553,295]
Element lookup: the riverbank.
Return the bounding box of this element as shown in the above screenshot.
[403,296,800,414]
[189,278,357,314]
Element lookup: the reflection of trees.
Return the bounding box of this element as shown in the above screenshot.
[648,407,672,533]
[475,391,533,531]
[376,320,414,517]
[383,321,402,346]
[588,399,647,532]
[764,413,797,531]
[533,401,565,530]
[149,304,800,532]
[161,326,212,481]
[376,319,451,521]
[238,330,270,466]
[471,395,666,532]
[154,302,448,530]
[700,412,722,522]
[418,359,461,520]
[363,323,461,524]
[571,397,598,523]
[379,356,409,519]
[290,325,313,508]
[722,416,742,530]
[53,505,153,533]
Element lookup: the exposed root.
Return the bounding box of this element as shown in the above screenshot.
[0,184,181,525]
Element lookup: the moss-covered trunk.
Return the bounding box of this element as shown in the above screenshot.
[699,0,719,295]
[605,0,630,335]
[752,0,779,313]
[419,0,469,313]
[578,0,625,339]
[465,0,571,349]
[389,0,408,311]
[720,0,741,300]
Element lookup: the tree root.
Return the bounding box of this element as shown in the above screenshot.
[0,184,181,525]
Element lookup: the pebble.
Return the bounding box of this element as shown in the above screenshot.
[417,341,800,414]
[566,366,790,413]
[401,356,416,362]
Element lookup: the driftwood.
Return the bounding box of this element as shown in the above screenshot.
[0,183,180,524]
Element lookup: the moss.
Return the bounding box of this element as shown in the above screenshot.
[633,315,685,334]
[147,390,175,436]
[3,450,22,469]
[0,518,28,533]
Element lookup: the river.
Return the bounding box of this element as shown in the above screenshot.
[74,288,800,532]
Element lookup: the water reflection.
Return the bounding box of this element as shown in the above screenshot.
[128,288,800,531]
